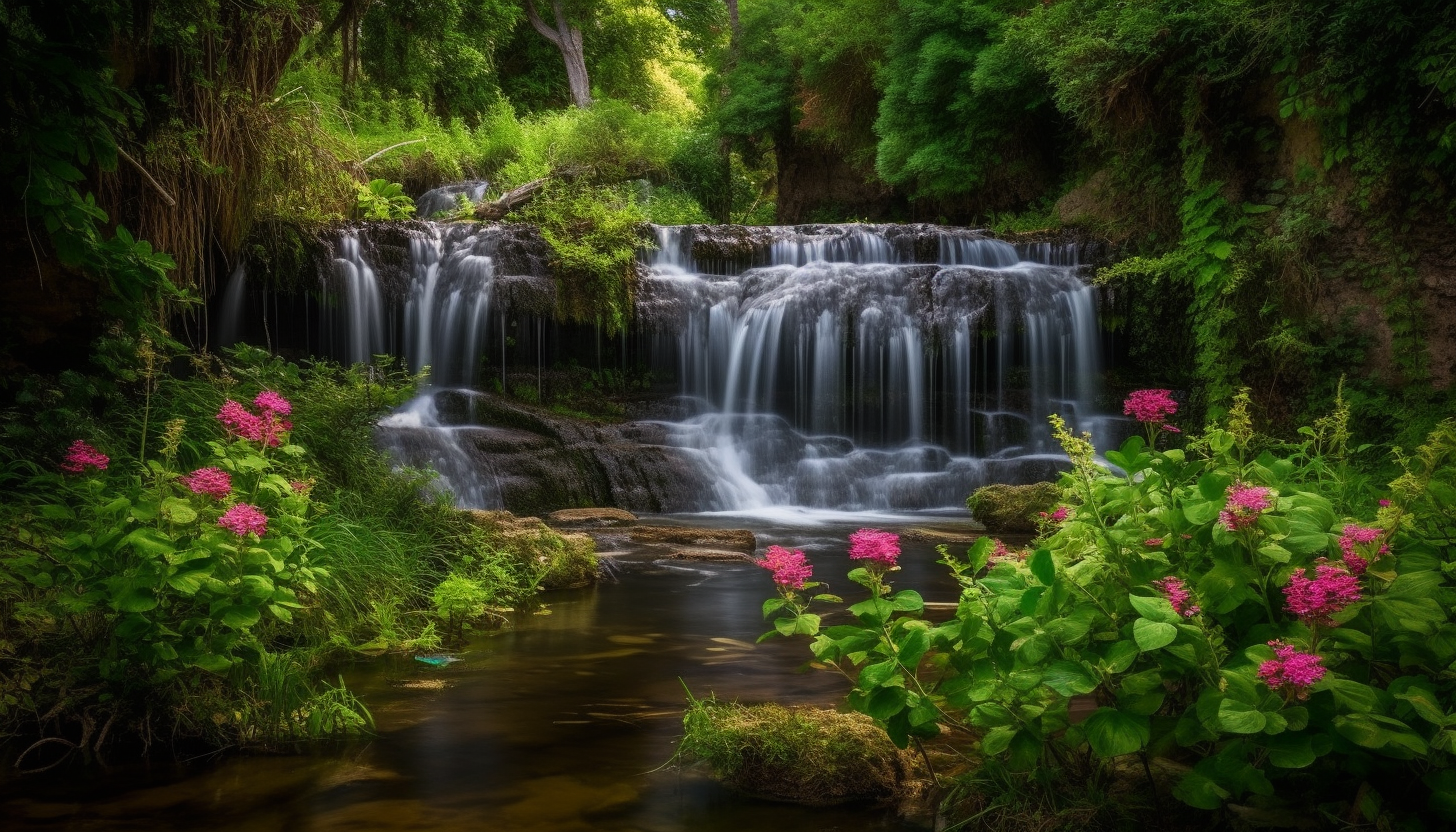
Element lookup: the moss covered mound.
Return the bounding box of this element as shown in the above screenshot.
[465,510,599,589]
[679,700,923,806]
[966,482,1060,533]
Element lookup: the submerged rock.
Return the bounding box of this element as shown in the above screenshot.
[629,526,756,552]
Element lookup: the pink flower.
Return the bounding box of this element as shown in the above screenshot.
[757,545,812,590]
[1161,424,1182,434]
[1144,538,1164,547]
[253,391,292,416]
[1038,506,1069,523]
[217,400,290,447]
[218,400,264,441]
[1337,524,1387,576]
[181,467,232,500]
[848,528,901,568]
[60,440,109,474]
[1124,389,1178,424]
[1153,577,1200,617]
[1378,499,1391,508]
[989,539,1017,562]
[1258,640,1326,696]
[218,503,268,537]
[1219,482,1273,532]
[290,480,311,494]
[1283,561,1362,626]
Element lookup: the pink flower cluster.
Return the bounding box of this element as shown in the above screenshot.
[218,503,268,538]
[1257,640,1326,695]
[182,467,232,500]
[1220,482,1273,532]
[217,393,293,447]
[848,528,900,568]
[1144,538,1164,547]
[1283,562,1362,626]
[1337,524,1387,576]
[758,545,812,590]
[990,539,1017,562]
[1124,389,1178,424]
[1153,576,1200,617]
[1038,506,1070,523]
[60,440,109,474]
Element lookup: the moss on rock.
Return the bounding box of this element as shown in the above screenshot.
[678,699,925,806]
[464,510,599,589]
[966,482,1061,534]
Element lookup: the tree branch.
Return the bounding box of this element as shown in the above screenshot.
[524,0,562,46]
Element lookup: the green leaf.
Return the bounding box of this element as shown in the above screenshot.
[114,587,158,613]
[896,626,931,669]
[193,653,234,674]
[160,497,197,525]
[1217,699,1268,734]
[1133,619,1177,651]
[762,598,786,618]
[1028,548,1056,586]
[981,726,1016,756]
[125,527,176,557]
[1083,708,1150,757]
[890,589,924,613]
[1324,678,1379,712]
[1043,660,1100,696]
[1102,641,1140,673]
[1129,594,1181,624]
[1264,733,1317,768]
[864,686,909,720]
[1173,771,1231,809]
[220,606,261,630]
[859,660,900,690]
[849,598,893,626]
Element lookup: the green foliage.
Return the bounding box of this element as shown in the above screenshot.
[761,405,1456,827]
[518,182,650,334]
[355,179,417,220]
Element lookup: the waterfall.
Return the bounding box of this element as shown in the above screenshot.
[224,220,1119,513]
[637,224,1111,511]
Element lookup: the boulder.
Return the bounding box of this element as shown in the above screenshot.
[545,507,639,528]
[965,482,1061,534]
[629,526,756,552]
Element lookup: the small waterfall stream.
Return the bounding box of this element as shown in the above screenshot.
[216,221,1123,514]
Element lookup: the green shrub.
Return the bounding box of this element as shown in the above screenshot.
[757,396,1456,828]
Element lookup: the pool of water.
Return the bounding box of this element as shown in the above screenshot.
[2,517,974,831]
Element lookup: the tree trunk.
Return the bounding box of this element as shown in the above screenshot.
[525,0,592,108]
[724,0,740,35]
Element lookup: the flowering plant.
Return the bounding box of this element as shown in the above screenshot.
[752,408,1456,825]
[11,390,323,684]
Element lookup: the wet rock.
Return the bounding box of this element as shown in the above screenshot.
[546,508,639,528]
[966,482,1061,534]
[463,510,599,589]
[900,526,985,545]
[666,549,756,563]
[629,526,756,552]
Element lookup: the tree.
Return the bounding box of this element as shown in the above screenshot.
[525,0,592,107]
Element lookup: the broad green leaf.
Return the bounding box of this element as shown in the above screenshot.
[1129,594,1181,624]
[890,589,924,613]
[114,587,158,613]
[125,527,176,557]
[1217,699,1267,734]
[220,605,261,630]
[161,497,197,525]
[981,726,1016,756]
[1042,660,1100,696]
[1028,548,1056,586]
[864,686,908,720]
[1083,708,1150,757]
[849,597,893,626]
[1133,619,1177,651]
[762,598,786,617]
[1102,640,1140,673]
[859,660,900,690]
[1173,771,1230,809]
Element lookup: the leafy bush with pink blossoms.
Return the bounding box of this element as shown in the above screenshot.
[756,393,1456,827]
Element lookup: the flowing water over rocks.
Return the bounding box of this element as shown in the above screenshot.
[219,220,1131,516]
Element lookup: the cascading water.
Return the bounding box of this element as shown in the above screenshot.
[219,219,1122,514]
[637,225,1115,512]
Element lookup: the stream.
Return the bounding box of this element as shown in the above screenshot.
[3,514,970,831]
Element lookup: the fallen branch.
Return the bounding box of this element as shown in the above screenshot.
[361,138,426,165]
[15,737,77,774]
[117,147,177,207]
[474,177,550,220]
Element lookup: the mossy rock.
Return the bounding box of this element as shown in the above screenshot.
[464,510,599,589]
[966,482,1061,534]
[679,700,925,806]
